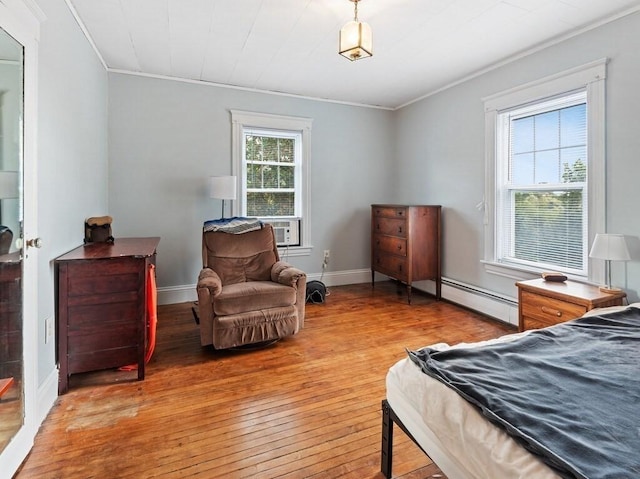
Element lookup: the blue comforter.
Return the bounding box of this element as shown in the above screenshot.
[408,308,640,479]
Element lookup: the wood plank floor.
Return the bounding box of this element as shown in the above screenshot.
[16,281,513,479]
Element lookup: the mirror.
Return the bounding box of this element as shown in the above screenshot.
[0,25,24,451]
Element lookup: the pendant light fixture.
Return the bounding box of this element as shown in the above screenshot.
[339,0,372,61]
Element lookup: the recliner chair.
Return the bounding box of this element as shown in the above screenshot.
[196,223,306,349]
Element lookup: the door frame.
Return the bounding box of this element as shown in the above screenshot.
[0,0,42,475]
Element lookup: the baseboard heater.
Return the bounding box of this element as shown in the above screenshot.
[442,277,517,307]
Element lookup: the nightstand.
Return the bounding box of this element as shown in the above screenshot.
[515,278,626,332]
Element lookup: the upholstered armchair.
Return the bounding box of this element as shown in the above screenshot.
[196,223,306,349]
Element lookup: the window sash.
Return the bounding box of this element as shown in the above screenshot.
[242,128,302,218]
[496,91,589,276]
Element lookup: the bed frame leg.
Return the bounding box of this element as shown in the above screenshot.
[381,399,394,478]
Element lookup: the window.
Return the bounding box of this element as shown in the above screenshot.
[483,60,606,281]
[244,128,300,217]
[231,110,312,253]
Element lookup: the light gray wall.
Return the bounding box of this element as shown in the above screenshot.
[395,11,640,302]
[107,74,396,289]
[36,0,108,384]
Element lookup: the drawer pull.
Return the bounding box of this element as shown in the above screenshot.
[376,223,380,230]
[397,245,402,250]
[398,264,403,272]
[398,226,403,234]
[541,306,562,317]
[397,211,404,216]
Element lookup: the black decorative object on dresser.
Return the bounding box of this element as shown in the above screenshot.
[371,205,441,303]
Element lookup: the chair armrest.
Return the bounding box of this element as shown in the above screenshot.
[197,268,222,298]
[271,261,306,287]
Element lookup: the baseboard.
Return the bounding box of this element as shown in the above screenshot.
[157,270,519,326]
[37,367,59,425]
[157,269,373,305]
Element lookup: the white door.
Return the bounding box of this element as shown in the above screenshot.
[0,0,40,475]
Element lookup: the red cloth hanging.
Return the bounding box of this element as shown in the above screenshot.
[120,263,157,371]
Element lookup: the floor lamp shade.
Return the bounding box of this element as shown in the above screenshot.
[209,176,237,219]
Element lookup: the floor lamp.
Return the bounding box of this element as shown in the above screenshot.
[589,233,630,293]
[209,176,236,219]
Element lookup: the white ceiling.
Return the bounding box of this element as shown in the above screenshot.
[67,0,640,109]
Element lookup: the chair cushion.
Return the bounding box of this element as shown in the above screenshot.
[213,281,297,316]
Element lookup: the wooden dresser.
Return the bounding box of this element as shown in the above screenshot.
[516,278,626,332]
[55,237,160,394]
[371,205,441,303]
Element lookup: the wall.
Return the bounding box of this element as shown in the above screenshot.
[395,11,640,303]
[36,0,108,386]
[107,73,396,296]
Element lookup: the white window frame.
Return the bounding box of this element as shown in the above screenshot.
[482,59,607,283]
[231,110,312,256]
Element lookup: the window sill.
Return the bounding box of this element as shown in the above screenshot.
[481,260,588,283]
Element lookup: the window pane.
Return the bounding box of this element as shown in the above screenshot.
[511,152,534,185]
[511,116,534,154]
[247,192,295,217]
[561,149,587,183]
[535,150,560,184]
[512,190,583,270]
[534,110,560,151]
[560,104,586,148]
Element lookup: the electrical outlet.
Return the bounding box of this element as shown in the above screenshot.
[45,316,54,344]
[323,250,330,260]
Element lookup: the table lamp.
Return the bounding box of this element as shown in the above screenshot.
[209,176,236,219]
[589,233,630,293]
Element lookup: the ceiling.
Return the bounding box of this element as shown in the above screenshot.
[67,0,640,109]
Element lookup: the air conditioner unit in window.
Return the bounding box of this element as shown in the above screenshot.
[266,219,300,247]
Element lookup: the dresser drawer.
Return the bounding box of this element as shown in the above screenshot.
[521,290,587,325]
[373,234,407,256]
[372,206,407,219]
[373,254,408,281]
[373,217,406,238]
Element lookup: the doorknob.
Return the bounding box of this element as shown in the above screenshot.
[26,237,43,248]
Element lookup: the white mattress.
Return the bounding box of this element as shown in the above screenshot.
[385,304,635,479]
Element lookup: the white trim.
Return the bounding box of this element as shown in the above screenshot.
[484,60,607,283]
[62,0,107,70]
[37,367,59,425]
[157,270,519,328]
[230,110,312,252]
[483,59,607,111]
[109,69,393,111]
[0,1,41,475]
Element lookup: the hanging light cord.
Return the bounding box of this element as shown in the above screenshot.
[353,0,359,22]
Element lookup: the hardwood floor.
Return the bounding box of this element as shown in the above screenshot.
[16,281,513,479]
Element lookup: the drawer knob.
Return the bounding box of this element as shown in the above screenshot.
[541,306,562,317]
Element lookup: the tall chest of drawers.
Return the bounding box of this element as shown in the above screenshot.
[371,205,441,303]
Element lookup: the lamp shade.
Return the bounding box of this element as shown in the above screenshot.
[0,171,19,199]
[209,176,236,200]
[589,234,630,261]
[339,20,373,61]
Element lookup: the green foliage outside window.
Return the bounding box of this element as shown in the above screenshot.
[513,159,585,269]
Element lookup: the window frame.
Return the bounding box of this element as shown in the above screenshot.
[231,110,313,256]
[482,59,607,283]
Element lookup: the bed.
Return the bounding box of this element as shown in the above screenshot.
[381,304,640,479]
